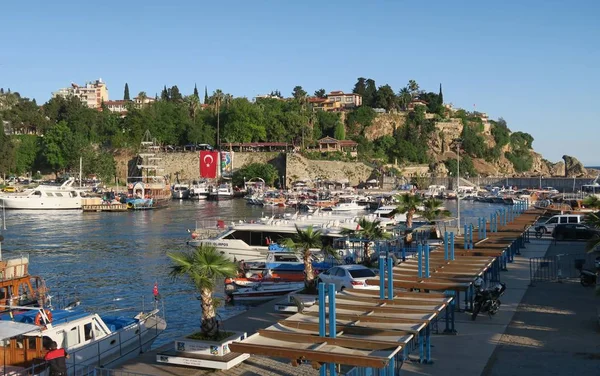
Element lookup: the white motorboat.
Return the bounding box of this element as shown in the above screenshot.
[0,178,84,210]
[330,200,366,212]
[0,304,166,374]
[226,281,305,302]
[172,183,190,199]
[189,179,209,200]
[208,183,234,201]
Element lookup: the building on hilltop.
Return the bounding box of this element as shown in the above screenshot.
[314,137,358,156]
[105,96,156,115]
[407,99,428,111]
[52,78,109,109]
[253,94,286,102]
[308,91,362,112]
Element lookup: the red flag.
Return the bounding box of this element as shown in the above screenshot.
[200,151,219,178]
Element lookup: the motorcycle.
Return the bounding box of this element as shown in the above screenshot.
[471,282,507,321]
[575,259,598,287]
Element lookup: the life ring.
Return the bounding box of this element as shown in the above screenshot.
[34,309,53,326]
[145,184,150,189]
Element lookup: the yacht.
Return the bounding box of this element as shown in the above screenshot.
[171,183,190,199]
[372,205,410,227]
[189,179,209,200]
[0,178,84,210]
[208,182,234,201]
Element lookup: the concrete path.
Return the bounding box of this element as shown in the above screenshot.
[401,235,551,376]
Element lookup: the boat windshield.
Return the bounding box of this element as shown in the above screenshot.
[349,269,376,278]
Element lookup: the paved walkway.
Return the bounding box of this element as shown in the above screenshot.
[401,234,551,376]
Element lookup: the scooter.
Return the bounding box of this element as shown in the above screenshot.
[575,259,598,287]
[472,282,507,321]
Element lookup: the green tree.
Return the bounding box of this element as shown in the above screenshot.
[314,89,326,98]
[231,162,278,187]
[374,84,396,112]
[123,83,130,101]
[204,86,209,104]
[193,84,199,98]
[169,85,183,102]
[42,121,73,176]
[282,226,327,292]
[352,77,367,97]
[438,83,443,106]
[397,87,412,111]
[168,246,237,339]
[14,135,39,174]
[396,193,423,228]
[408,80,420,98]
[0,129,15,175]
[346,106,376,136]
[334,122,345,140]
[316,111,341,138]
[161,86,169,101]
[292,86,307,101]
[364,79,377,107]
[342,218,390,265]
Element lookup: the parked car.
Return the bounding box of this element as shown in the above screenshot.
[317,265,378,291]
[551,224,600,241]
[535,214,584,234]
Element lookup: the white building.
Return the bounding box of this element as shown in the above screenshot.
[52,78,109,109]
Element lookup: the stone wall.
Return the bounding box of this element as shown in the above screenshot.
[285,154,374,186]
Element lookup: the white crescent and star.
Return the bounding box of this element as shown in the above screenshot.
[203,154,214,167]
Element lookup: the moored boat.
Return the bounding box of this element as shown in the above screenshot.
[0,178,84,210]
[225,281,304,302]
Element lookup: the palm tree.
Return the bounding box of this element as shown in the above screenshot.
[282,225,329,292]
[398,87,412,111]
[168,246,237,339]
[583,196,600,209]
[396,193,423,229]
[186,95,201,122]
[209,90,224,147]
[420,198,452,222]
[342,218,391,265]
[407,80,420,98]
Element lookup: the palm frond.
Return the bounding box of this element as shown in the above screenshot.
[168,245,237,291]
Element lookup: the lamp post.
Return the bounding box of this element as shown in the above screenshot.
[281,176,285,190]
[539,175,542,189]
[454,138,462,235]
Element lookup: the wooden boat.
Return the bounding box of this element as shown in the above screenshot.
[0,255,48,311]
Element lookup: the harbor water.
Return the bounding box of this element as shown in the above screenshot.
[0,198,506,348]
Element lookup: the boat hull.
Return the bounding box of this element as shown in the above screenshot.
[0,197,82,210]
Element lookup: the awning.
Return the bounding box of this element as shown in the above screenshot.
[0,321,41,340]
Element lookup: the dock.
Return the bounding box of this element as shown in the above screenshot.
[82,203,128,212]
[116,204,563,375]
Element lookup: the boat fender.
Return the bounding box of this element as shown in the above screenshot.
[34,309,53,327]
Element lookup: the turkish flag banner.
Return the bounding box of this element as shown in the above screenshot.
[200,151,219,178]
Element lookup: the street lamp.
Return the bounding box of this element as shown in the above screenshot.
[539,175,542,189]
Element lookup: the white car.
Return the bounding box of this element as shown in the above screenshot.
[317,265,378,291]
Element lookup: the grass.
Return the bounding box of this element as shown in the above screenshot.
[187,331,236,342]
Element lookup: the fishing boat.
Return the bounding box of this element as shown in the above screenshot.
[225,281,305,302]
[0,304,166,374]
[0,255,49,312]
[0,178,84,210]
[124,131,171,210]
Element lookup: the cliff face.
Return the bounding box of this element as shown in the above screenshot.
[364,113,407,140]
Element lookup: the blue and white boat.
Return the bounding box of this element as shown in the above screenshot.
[0,304,166,375]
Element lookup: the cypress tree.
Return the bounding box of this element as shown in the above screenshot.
[439,83,443,105]
[161,85,169,101]
[124,83,130,100]
[204,86,209,104]
[193,84,199,98]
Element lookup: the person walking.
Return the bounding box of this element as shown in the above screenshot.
[44,341,69,376]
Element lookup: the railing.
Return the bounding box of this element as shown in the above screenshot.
[529,253,598,285]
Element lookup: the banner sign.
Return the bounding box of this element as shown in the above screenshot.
[199,151,219,179]
[220,152,233,178]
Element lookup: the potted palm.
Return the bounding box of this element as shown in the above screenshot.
[167,245,244,361]
[342,218,391,266]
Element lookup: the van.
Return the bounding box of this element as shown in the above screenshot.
[535,214,583,234]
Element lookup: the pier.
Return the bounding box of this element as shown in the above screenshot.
[115,205,577,375]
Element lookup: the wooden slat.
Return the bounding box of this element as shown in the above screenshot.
[365,279,470,291]
[278,320,418,336]
[258,329,404,350]
[303,311,430,324]
[228,342,395,368]
[336,295,447,306]
[334,302,436,314]
[341,289,447,299]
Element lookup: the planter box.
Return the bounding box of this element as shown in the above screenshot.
[174,331,247,357]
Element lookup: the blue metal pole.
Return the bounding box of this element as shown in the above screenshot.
[387,256,394,300]
[483,218,487,239]
[478,217,482,240]
[463,224,468,249]
[328,284,336,338]
[490,213,494,233]
[318,283,325,337]
[424,244,430,278]
[379,256,385,299]
[504,208,508,226]
[444,231,449,260]
[469,224,474,249]
[417,243,423,278]
[425,324,431,363]
[450,232,455,261]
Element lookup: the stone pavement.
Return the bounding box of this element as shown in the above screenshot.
[400,234,551,376]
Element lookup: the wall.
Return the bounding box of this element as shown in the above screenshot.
[426,176,598,192]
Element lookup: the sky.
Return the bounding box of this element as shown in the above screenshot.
[1,0,599,165]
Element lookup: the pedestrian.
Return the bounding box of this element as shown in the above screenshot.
[44,341,69,376]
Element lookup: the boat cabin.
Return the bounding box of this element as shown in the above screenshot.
[0,256,47,310]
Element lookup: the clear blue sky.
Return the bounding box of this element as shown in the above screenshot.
[2,1,599,165]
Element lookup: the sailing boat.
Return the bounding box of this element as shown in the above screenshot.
[124,131,171,210]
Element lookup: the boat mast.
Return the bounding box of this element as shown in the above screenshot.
[79,157,83,188]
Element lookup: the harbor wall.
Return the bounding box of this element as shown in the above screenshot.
[427,176,597,192]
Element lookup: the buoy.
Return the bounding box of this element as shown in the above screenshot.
[34,309,53,327]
